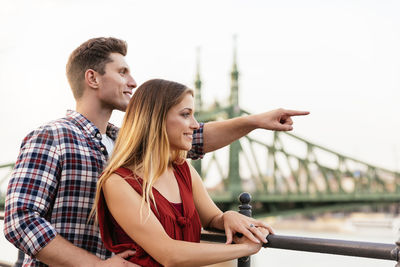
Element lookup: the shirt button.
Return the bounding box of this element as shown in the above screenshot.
[100,146,105,152]
[96,133,101,139]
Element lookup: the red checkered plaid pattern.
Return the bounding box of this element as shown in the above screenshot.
[4,110,204,266]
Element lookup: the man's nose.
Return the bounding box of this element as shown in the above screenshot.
[128,75,137,88]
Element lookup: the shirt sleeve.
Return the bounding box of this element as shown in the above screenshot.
[187,123,205,160]
[3,127,61,256]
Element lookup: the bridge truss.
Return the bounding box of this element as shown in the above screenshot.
[194,109,400,215]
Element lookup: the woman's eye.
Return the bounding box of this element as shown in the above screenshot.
[182,113,190,118]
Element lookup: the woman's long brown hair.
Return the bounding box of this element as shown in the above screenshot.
[90,79,193,223]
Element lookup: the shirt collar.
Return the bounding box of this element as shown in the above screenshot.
[106,123,119,141]
[66,110,119,140]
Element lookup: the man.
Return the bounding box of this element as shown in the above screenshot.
[4,37,308,267]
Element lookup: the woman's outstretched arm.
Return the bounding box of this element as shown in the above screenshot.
[103,173,265,267]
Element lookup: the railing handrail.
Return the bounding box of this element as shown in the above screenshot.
[201,229,399,262]
[202,191,400,267]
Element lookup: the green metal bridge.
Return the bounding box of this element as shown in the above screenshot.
[192,127,400,216]
[190,41,400,216]
[1,43,399,217]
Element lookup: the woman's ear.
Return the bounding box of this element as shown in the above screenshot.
[85,69,99,89]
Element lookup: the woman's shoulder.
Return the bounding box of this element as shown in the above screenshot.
[108,167,143,192]
[103,167,139,187]
[113,166,135,178]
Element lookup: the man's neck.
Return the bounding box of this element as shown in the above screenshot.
[76,101,112,134]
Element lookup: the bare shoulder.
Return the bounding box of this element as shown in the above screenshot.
[186,160,196,172]
[103,173,131,192]
[187,161,204,189]
[187,161,199,176]
[105,173,124,183]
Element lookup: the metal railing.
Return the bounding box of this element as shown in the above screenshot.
[202,230,399,263]
[201,192,400,267]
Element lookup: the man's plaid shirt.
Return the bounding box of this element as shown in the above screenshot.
[4,110,204,266]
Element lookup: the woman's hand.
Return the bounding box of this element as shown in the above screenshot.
[233,226,270,255]
[222,210,274,244]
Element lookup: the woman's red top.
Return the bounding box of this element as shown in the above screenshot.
[97,161,202,266]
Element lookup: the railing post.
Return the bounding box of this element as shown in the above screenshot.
[238,192,252,267]
[394,238,400,267]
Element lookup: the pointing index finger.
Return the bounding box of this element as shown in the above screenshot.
[284,110,310,116]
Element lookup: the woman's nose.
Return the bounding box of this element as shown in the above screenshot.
[191,116,200,130]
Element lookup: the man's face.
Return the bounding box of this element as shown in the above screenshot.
[96,53,137,112]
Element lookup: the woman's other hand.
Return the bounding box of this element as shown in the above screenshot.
[233,226,270,255]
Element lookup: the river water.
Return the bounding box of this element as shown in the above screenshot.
[1,218,398,266]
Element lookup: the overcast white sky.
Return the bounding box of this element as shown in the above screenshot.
[1,0,400,171]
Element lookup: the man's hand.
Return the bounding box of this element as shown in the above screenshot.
[202,108,309,153]
[96,250,140,267]
[249,108,310,131]
[36,235,140,267]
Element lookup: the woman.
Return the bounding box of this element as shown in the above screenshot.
[92,79,272,266]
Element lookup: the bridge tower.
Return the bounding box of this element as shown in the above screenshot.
[227,35,242,196]
[194,47,203,115]
[192,47,203,176]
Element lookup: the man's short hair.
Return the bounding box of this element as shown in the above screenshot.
[66,37,128,99]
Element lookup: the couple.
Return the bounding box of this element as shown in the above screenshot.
[4,37,308,266]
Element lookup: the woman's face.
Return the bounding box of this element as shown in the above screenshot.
[166,93,200,151]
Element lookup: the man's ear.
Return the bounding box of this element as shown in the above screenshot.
[85,69,99,89]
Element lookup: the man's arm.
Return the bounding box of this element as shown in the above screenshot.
[36,235,137,267]
[202,108,309,153]
[3,128,139,267]
[4,128,61,257]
